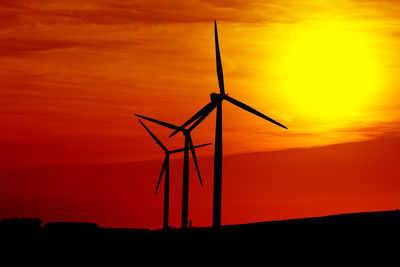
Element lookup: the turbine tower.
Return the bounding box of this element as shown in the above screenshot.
[136,114,208,229]
[169,21,287,227]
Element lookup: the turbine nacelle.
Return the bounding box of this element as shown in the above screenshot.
[182,129,190,136]
[210,92,224,102]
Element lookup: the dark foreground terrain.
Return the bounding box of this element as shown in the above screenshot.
[2,210,400,265]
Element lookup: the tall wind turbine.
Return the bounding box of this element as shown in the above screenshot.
[136,114,208,229]
[138,119,210,229]
[169,21,287,227]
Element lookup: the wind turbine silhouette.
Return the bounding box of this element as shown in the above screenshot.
[136,114,208,229]
[169,21,288,227]
[138,119,211,229]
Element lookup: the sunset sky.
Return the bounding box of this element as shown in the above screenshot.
[1,0,400,228]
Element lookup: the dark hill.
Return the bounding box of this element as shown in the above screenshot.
[2,210,399,265]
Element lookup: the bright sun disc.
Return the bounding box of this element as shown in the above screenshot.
[275,21,382,121]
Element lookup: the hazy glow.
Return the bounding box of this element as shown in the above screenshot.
[274,21,383,122]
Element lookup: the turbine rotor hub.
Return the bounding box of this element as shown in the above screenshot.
[210,93,223,102]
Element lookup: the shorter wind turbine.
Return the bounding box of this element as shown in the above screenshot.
[138,119,211,229]
[136,114,207,229]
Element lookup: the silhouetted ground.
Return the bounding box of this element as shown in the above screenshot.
[1,210,399,266]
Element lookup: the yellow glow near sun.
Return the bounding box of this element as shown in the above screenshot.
[274,21,383,122]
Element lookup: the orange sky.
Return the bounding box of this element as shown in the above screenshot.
[1,0,400,167]
[1,1,400,228]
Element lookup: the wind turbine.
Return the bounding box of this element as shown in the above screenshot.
[138,119,210,229]
[136,114,209,229]
[169,21,287,227]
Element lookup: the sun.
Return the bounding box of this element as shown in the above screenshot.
[273,21,383,122]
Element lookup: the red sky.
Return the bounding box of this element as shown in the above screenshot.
[1,135,399,229]
[1,0,400,228]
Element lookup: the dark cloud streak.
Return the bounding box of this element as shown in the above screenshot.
[0,0,301,26]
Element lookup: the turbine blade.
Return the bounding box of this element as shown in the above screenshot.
[215,21,225,95]
[188,101,217,131]
[224,95,287,129]
[170,143,212,154]
[188,135,203,186]
[169,101,215,138]
[135,114,181,131]
[155,158,167,195]
[138,119,167,151]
